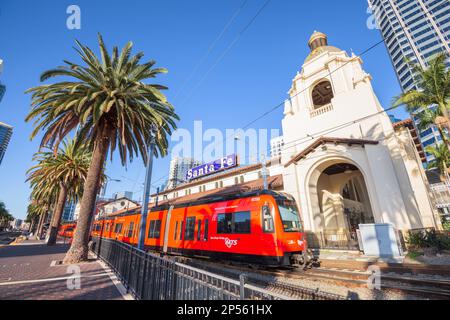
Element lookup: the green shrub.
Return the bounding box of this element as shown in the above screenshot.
[442,221,450,232]
[407,229,450,252]
[407,251,423,260]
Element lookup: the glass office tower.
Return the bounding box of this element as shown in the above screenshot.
[368,0,450,162]
[0,122,13,165]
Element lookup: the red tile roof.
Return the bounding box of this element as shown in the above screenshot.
[153,174,284,207]
[393,119,426,163]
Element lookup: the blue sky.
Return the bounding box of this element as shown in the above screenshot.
[0,0,408,219]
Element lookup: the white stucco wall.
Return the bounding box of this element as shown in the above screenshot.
[280,38,438,233]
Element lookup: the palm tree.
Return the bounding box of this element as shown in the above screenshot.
[27,196,53,239]
[27,139,94,245]
[425,144,450,180]
[0,201,13,231]
[393,53,450,143]
[25,203,41,234]
[26,34,179,263]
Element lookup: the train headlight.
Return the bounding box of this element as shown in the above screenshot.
[297,240,303,246]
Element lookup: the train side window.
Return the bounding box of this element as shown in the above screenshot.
[217,212,251,234]
[217,214,232,234]
[174,221,179,240]
[185,217,196,241]
[179,222,184,240]
[148,220,162,239]
[114,223,123,234]
[197,220,202,241]
[262,205,274,233]
[204,220,209,241]
[127,222,134,238]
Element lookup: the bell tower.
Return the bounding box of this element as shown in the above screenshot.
[308,31,328,51]
[281,32,392,163]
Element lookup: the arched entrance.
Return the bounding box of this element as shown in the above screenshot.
[307,159,374,248]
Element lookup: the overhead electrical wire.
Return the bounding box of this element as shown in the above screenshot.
[174,0,250,100]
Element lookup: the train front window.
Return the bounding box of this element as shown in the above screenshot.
[277,200,302,233]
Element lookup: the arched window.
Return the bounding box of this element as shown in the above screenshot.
[311,80,333,109]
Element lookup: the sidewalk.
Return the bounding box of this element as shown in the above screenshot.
[0,239,126,300]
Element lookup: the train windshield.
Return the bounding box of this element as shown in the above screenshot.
[276,199,302,233]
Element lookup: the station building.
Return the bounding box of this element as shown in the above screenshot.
[150,32,441,249]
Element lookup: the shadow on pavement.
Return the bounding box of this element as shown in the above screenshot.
[0,244,70,259]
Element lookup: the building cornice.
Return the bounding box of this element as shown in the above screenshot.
[284,137,379,167]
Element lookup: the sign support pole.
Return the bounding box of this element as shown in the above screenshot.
[138,131,156,251]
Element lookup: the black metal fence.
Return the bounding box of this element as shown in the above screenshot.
[306,231,360,251]
[91,237,343,300]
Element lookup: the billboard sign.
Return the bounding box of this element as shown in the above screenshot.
[186,154,238,182]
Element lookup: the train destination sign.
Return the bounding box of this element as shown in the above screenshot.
[186,154,238,182]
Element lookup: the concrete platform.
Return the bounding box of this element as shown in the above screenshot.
[0,239,128,300]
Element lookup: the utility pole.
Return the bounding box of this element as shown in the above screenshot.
[138,129,156,251]
[261,154,268,190]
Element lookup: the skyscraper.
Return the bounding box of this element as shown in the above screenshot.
[368,0,450,162]
[113,191,134,200]
[167,157,202,189]
[270,136,284,158]
[0,59,5,103]
[0,84,5,104]
[0,122,13,165]
[62,201,77,222]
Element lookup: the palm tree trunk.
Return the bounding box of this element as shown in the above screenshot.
[439,102,450,121]
[437,126,448,144]
[37,211,48,239]
[29,218,36,234]
[35,213,44,237]
[63,133,108,264]
[46,185,68,246]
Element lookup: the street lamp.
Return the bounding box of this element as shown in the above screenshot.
[101,178,122,198]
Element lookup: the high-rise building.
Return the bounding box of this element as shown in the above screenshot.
[62,201,77,222]
[167,157,202,189]
[113,191,133,200]
[270,136,284,158]
[368,0,450,162]
[0,122,13,165]
[0,84,5,104]
[0,59,5,103]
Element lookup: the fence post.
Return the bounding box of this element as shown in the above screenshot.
[239,274,247,300]
[171,263,178,300]
[125,247,133,292]
[140,255,148,300]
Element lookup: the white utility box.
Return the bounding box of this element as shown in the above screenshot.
[358,223,402,258]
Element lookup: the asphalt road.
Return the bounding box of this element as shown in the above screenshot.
[0,232,21,245]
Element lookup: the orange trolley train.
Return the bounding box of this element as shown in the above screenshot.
[76,190,307,267]
[58,222,77,239]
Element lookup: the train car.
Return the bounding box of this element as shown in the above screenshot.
[58,222,77,239]
[93,190,306,267]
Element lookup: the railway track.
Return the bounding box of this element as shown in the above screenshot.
[175,256,450,300]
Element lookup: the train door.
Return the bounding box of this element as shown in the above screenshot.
[163,206,174,253]
[132,215,141,246]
